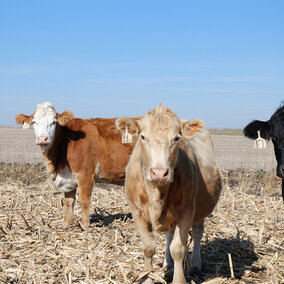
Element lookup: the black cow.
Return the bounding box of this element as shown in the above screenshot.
[243,104,284,200]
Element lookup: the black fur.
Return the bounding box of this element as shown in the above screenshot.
[243,120,271,140]
[244,105,284,200]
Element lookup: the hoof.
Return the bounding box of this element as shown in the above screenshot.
[164,267,174,283]
[63,220,72,229]
[79,221,90,231]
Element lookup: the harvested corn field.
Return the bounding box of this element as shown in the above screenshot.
[0,165,283,283]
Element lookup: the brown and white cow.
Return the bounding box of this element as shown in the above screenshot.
[116,105,222,283]
[15,102,137,229]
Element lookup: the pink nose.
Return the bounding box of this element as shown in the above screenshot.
[37,136,49,144]
[150,167,169,181]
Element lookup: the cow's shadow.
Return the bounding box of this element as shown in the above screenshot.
[89,211,260,283]
[176,236,259,283]
[89,207,132,227]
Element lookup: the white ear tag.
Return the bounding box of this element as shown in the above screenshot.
[254,130,266,149]
[122,126,133,144]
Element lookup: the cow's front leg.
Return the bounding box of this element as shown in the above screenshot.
[64,189,76,228]
[170,205,195,284]
[163,228,174,271]
[132,211,156,284]
[77,174,94,230]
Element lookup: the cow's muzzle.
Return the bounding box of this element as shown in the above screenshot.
[36,136,49,145]
[149,167,170,183]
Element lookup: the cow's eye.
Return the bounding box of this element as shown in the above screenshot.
[53,121,56,125]
[140,135,145,140]
[172,134,181,145]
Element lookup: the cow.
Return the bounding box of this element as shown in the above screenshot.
[15,102,137,229]
[243,104,284,200]
[116,104,222,283]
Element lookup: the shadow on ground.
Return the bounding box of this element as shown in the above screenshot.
[89,207,132,227]
[165,236,260,283]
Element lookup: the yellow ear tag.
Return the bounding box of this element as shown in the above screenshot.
[254,130,266,149]
[122,126,133,144]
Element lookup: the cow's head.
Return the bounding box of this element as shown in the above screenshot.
[244,105,284,178]
[116,104,204,186]
[15,102,73,151]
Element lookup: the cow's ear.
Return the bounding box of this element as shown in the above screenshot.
[15,113,33,125]
[116,117,140,135]
[57,111,74,126]
[181,119,205,138]
[243,120,271,140]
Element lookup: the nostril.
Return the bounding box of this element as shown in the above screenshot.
[150,167,169,181]
[37,136,49,144]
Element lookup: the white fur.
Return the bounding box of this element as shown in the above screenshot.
[32,102,57,150]
[53,166,77,193]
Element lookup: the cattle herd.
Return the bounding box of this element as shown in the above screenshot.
[14,102,283,283]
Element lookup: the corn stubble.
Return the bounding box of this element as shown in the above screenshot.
[0,165,283,283]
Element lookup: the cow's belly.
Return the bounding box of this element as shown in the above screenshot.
[53,166,77,193]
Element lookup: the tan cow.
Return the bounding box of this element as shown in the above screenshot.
[15,102,137,229]
[116,104,222,283]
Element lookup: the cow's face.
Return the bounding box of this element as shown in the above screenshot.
[116,105,204,186]
[32,103,58,147]
[244,109,284,178]
[15,102,73,152]
[138,110,181,186]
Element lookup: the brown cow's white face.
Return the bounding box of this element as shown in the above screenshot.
[32,103,58,149]
[15,102,74,153]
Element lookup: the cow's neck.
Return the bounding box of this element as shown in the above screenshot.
[41,125,66,179]
[146,182,171,229]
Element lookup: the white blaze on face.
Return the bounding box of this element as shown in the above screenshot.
[32,102,57,149]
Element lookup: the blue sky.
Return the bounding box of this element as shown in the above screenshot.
[0,0,283,128]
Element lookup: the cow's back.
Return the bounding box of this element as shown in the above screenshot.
[188,130,222,224]
[65,118,136,185]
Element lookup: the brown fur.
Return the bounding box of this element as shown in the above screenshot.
[57,111,74,126]
[116,105,222,283]
[15,110,138,229]
[15,113,34,125]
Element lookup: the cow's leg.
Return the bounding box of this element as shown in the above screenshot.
[133,212,156,284]
[163,228,174,271]
[64,189,76,228]
[77,174,94,230]
[282,179,284,201]
[190,220,204,275]
[170,205,195,284]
